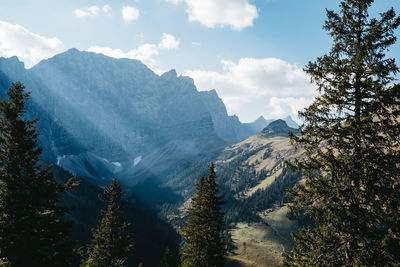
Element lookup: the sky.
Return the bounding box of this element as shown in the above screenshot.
[0,0,399,123]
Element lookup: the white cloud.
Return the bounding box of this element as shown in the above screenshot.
[87,33,179,70]
[166,0,183,4]
[122,6,140,22]
[268,97,314,118]
[183,57,316,118]
[102,5,112,13]
[73,5,111,18]
[0,21,65,68]
[158,33,180,50]
[166,0,258,30]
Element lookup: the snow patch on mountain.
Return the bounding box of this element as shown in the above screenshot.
[134,156,142,166]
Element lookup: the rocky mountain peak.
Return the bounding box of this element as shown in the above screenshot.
[254,115,267,124]
[261,119,297,138]
[0,56,26,75]
[161,69,177,80]
[283,115,299,129]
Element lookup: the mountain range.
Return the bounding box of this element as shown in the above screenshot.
[0,48,298,185]
[0,49,302,266]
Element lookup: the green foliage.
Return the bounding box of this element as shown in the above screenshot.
[0,255,10,267]
[181,163,226,267]
[0,82,78,266]
[81,178,133,267]
[217,144,273,195]
[58,166,179,267]
[224,168,301,225]
[284,1,400,266]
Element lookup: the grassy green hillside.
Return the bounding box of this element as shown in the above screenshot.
[226,206,299,267]
[212,123,303,266]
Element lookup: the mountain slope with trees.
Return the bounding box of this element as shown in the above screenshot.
[164,120,303,266]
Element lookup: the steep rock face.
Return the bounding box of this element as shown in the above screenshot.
[199,89,243,142]
[30,49,217,156]
[0,49,221,182]
[0,49,297,186]
[199,90,272,142]
[0,57,94,162]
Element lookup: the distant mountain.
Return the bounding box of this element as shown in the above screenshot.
[0,49,220,182]
[0,49,307,266]
[0,50,304,182]
[0,51,303,203]
[31,48,217,156]
[283,115,299,129]
[0,57,180,267]
[199,89,268,142]
[245,115,274,132]
[261,119,298,138]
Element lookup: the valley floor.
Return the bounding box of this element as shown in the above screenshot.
[225,206,298,267]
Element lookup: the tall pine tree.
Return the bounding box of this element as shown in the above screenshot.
[0,82,78,266]
[181,163,226,267]
[283,1,400,266]
[81,178,133,267]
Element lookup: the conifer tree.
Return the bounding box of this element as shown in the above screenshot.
[283,1,400,266]
[0,82,78,266]
[181,163,226,267]
[81,178,133,267]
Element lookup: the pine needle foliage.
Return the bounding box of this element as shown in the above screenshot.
[283,1,400,266]
[0,82,78,266]
[81,178,133,267]
[181,163,226,267]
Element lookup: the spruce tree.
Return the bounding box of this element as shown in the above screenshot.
[283,1,400,266]
[181,163,226,267]
[0,82,78,266]
[81,178,133,267]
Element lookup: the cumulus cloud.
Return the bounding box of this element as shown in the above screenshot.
[183,58,316,119]
[102,5,112,13]
[88,44,159,68]
[158,33,180,50]
[122,6,140,22]
[166,0,258,31]
[268,97,314,118]
[87,33,179,70]
[0,21,65,68]
[73,5,111,18]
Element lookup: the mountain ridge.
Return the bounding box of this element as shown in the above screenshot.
[0,49,302,202]
[0,49,265,185]
[261,119,298,138]
[0,49,305,267]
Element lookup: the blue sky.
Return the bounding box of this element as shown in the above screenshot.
[0,0,399,122]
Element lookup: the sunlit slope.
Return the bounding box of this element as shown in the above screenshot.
[226,206,298,267]
[215,120,303,266]
[217,119,302,199]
